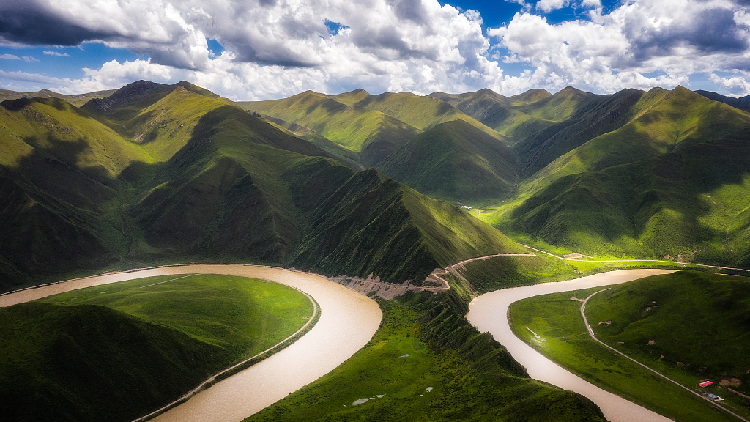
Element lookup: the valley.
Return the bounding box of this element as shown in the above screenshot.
[1,80,750,421]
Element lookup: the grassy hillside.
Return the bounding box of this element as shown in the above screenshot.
[696,89,750,113]
[0,302,228,422]
[1,81,528,290]
[239,91,421,166]
[525,87,750,195]
[380,120,519,204]
[513,88,648,177]
[353,91,505,139]
[292,169,524,283]
[505,123,750,263]
[587,271,750,398]
[2,274,314,422]
[430,88,552,140]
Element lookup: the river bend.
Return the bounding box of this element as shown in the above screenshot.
[467,269,675,422]
[0,265,382,422]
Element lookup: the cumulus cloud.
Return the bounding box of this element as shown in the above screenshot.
[536,0,569,13]
[0,0,506,97]
[3,0,750,98]
[489,0,750,94]
[44,51,70,56]
[709,73,750,95]
[0,53,20,59]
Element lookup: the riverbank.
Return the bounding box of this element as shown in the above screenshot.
[467,269,676,422]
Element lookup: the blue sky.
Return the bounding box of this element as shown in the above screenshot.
[2,0,750,100]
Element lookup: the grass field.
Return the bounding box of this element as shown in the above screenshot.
[40,274,314,358]
[0,274,315,422]
[509,271,750,422]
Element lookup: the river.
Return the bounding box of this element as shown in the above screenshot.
[0,264,382,422]
[466,269,676,422]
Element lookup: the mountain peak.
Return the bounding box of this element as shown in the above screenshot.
[82,80,165,113]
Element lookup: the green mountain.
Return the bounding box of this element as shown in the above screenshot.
[513,88,649,177]
[508,108,750,264]
[239,90,420,167]
[430,88,552,140]
[0,81,519,290]
[241,89,518,204]
[292,168,524,282]
[696,89,750,113]
[352,90,505,139]
[0,88,117,107]
[380,119,520,203]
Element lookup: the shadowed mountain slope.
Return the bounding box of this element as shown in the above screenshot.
[696,89,750,113]
[291,169,524,282]
[380,119,520,203]
[0,302,229,422]
[522,86,750,196]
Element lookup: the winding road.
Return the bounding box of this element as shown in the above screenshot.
[0,264,382,422]
[467,269,676,422]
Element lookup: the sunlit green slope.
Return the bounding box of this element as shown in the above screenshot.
[353,90,505,139]
[522,86,750,196]
[430,88,551,143]
[239,90,420,166]
[1,81,522,289]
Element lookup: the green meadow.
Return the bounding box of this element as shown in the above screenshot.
[509,271,750,422]
[1,274,315,422]
[40,274,314,357]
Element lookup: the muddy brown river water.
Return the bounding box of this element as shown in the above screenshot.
[0,265,382,422]
[467,269,676,422]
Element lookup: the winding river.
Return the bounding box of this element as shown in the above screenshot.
[3,265,691,421]
[0,265,382,422]
[467,269,676,422]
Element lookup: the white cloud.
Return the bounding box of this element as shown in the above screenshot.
[22,56,38,62]
[581,0,601,7]
[489,0,750,94]
[3,0,750,98]
[537,0,569,13]
[709,73,750,96]
[0,53,20,60]
[0,69,71,85]
[43,51,70,56]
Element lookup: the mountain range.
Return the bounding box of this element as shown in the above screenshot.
[243,84,750,268]
[0,81,521,291]
[3,81,750,292]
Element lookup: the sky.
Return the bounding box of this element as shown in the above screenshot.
[2,0,750,100]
